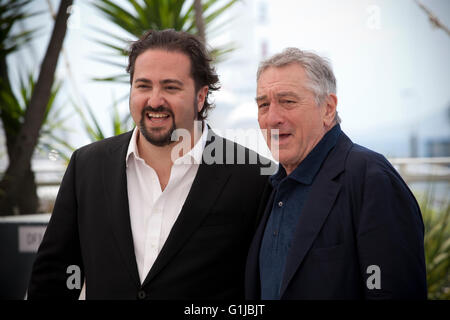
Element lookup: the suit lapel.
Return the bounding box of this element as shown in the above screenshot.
[279,133,354,297]
[279,175,341,296]
[102,131,141,287]
[141,131,232,287]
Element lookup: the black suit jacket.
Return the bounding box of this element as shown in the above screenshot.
[28,129,272,299]
[246,132,427,299]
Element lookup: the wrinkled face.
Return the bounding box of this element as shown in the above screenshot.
[256,63,335,174]
[129,49,207,147]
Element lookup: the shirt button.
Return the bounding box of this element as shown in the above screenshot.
[278,201,283,207]
[273,231,278,236]
[137,290,147,300]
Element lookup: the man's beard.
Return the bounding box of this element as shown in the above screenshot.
[139,105,176,147]
[138,98,198,147]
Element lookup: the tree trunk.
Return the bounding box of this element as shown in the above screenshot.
[0,56,10,90]
[0,0,73,216]
[194,0,206,43]
[1,55,39,215]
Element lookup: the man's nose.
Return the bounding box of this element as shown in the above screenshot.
[266,103,285,127]
[147,89,165,108]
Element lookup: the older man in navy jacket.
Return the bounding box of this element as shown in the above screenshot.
[246,48,427,300]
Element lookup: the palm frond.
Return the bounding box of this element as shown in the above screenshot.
[92,73,130,83]
[0,0,42,56]
[89,0,239,83]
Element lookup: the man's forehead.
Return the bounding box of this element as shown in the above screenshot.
[257,65,308,91]
[133,49,193,81]
[134,49,191,71]
[257,80,306,94]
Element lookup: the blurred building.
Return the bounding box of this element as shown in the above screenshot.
[426,139,450,158]
[425,104,450,157]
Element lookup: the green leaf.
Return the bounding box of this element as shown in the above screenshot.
[92,73,130,83]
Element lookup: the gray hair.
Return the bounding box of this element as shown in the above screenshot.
[257,47,341,124]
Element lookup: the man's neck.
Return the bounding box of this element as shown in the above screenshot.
[137,133,173,167]
[136,124,204,190]
[136,133,173,191]
[283,123,336,176]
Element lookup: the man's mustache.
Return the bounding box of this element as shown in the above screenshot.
[141,105,175,118]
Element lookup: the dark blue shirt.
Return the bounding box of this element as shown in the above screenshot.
[259,124,342,299]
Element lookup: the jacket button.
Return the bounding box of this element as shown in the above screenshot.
[137,290,146,300]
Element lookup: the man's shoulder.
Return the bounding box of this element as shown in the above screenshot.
[346,143,389,169]
[74,131,133,160]
[344,140,403,185]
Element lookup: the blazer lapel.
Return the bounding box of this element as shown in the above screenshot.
[279,133,354,297]
[102,131,141,287]
[279,176,341,296]
[142,131,232,287]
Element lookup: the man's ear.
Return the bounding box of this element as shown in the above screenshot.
[323,93,338,128]
[197,85,209,113]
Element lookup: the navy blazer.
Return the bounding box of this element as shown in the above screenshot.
[246,132,427,299]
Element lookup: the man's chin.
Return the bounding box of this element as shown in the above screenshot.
[140,127,175,147]
[273,152,292,166]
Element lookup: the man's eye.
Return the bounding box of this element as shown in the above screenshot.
[166,86,180,91]
[282,100,295,104]
[137,85,149,89]
[258,103,269,108]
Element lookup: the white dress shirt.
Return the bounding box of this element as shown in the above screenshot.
[126,125,208,283]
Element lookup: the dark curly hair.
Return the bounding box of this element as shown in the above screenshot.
[127,29,220,121]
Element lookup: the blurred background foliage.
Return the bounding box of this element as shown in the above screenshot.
[0,0,71,214]
[419,190,450,299]
[0,72,73,160]
[72,96,133,142]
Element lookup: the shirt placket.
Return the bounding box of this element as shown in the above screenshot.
[272,186,285,252]
[142,167,164,276]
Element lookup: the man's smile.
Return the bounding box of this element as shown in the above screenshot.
[145,111,171,124]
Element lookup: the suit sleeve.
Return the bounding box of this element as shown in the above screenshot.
[27,151,84,299]
[355,159,427,299]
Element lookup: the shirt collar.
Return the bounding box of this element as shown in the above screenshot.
[126,127,140,166]
[126,123,208,167]
[174,124,208,165]
[270,124,341,187]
